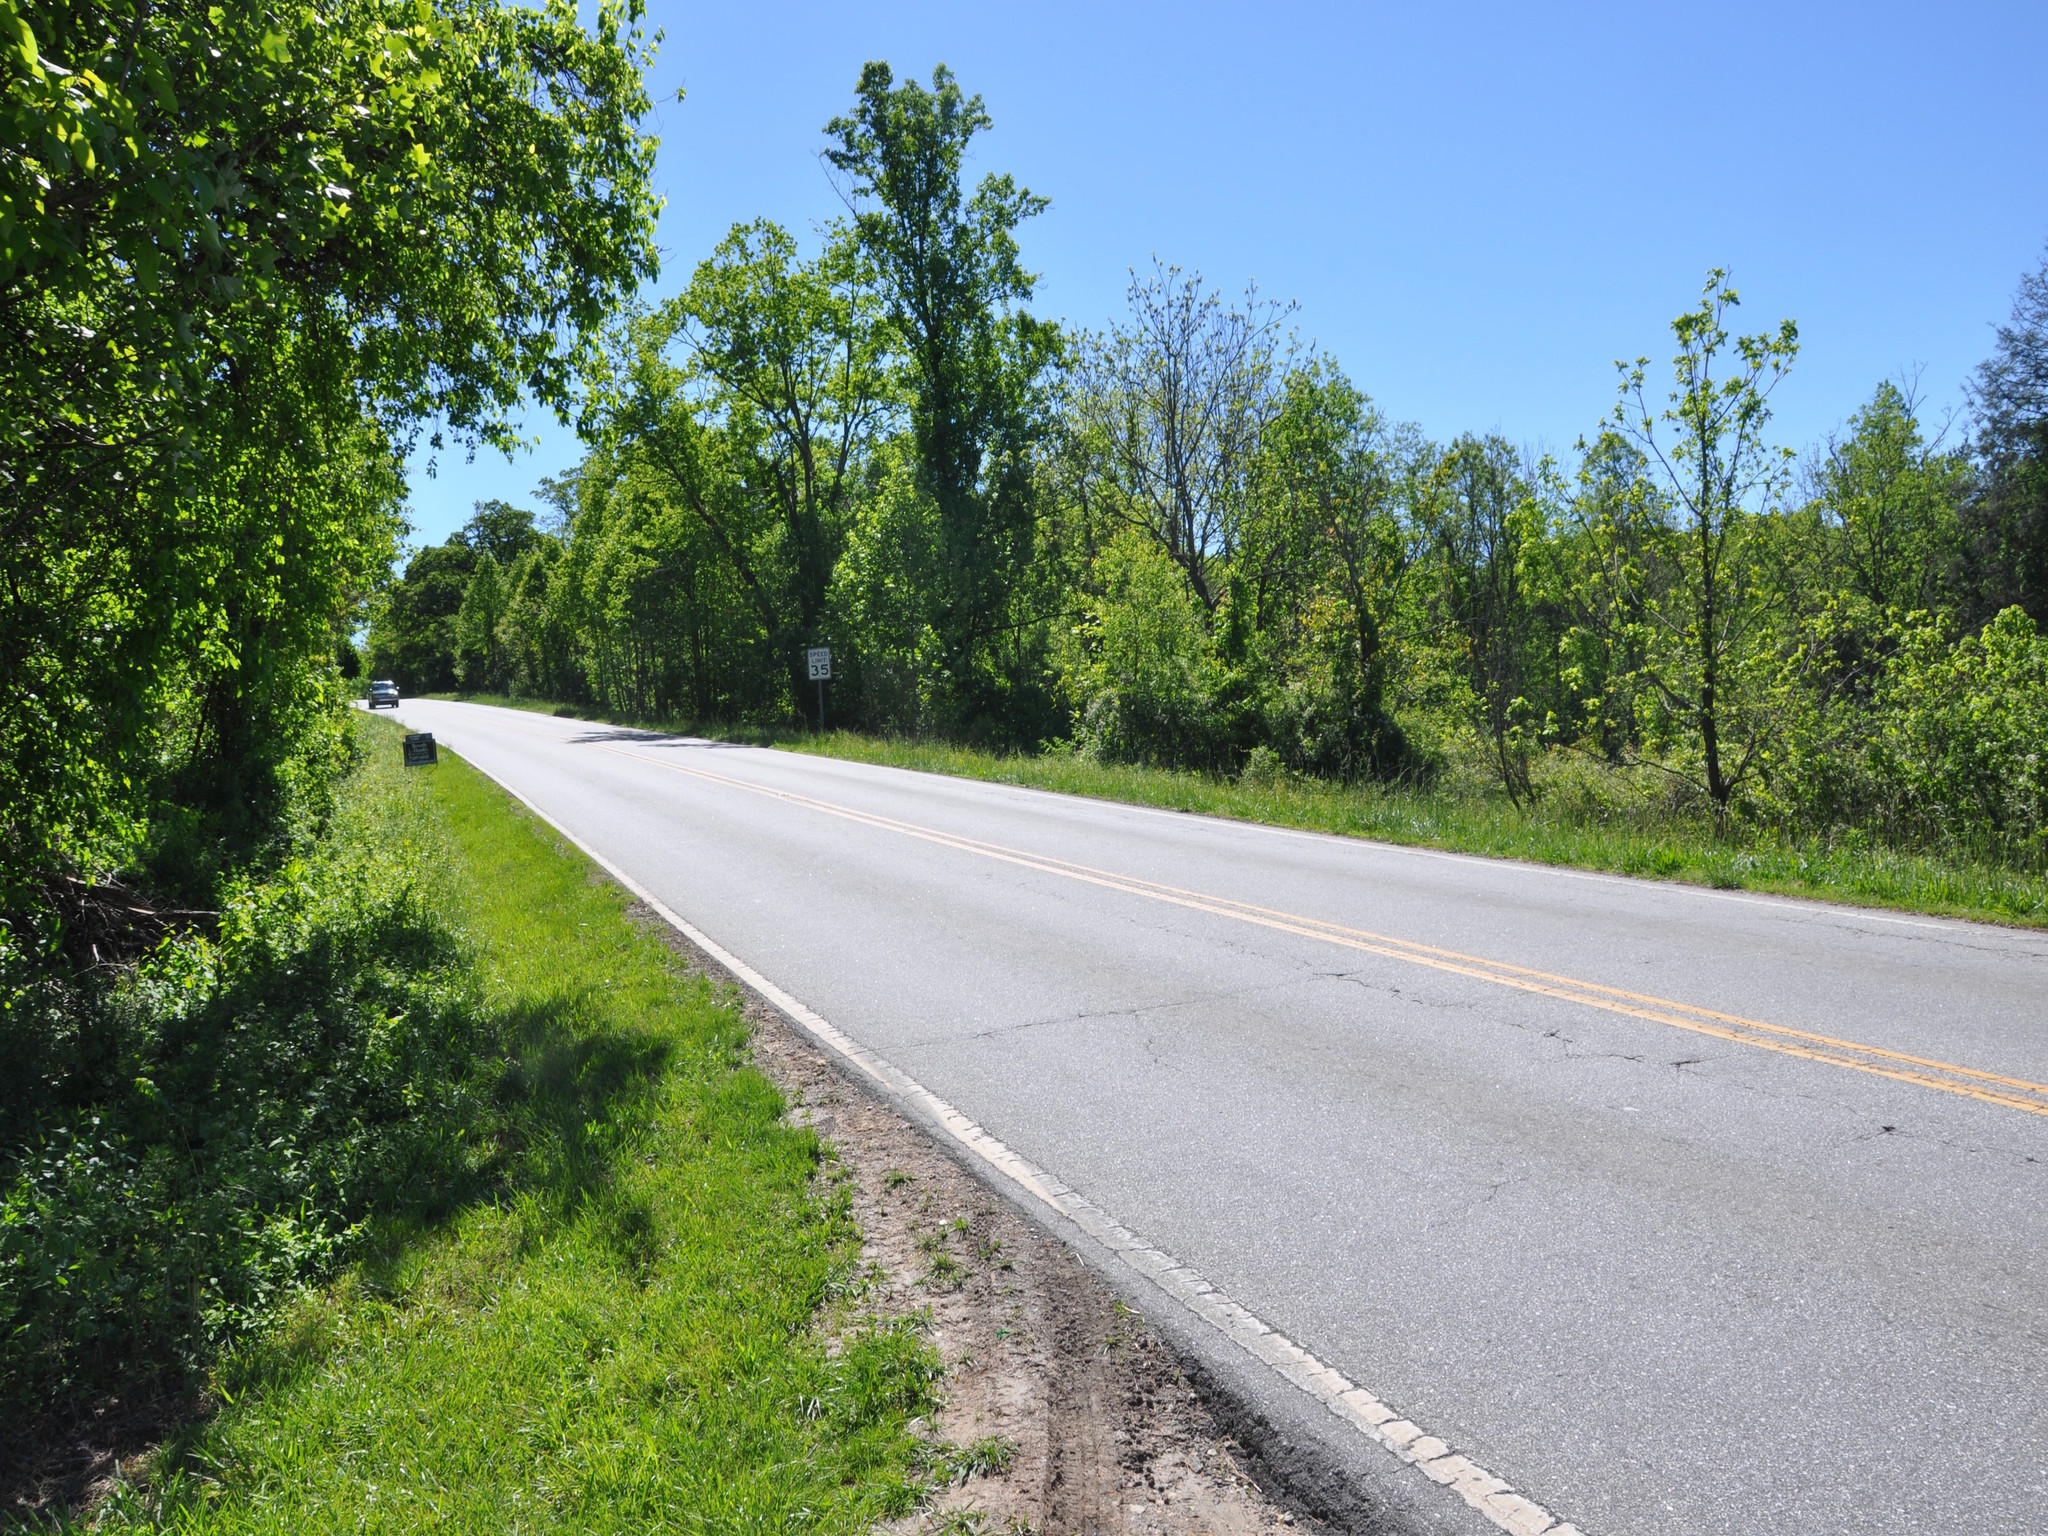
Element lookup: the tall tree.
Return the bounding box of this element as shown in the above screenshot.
[1605,270,1798,812]
[1068,263,1295,613]
[454,550,509,691]
[0,0,659,918]
[1416,435,1548,803]
[825,62,1059,732]
[462,501,545,567]
[367,538,476,693]
[1241,362,1411,779]
[608,221,892,724]
[1809,380,1968,619]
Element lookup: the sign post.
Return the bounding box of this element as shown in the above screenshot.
[805,646,832,730]
[402,732,438,768]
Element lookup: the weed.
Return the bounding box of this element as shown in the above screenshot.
[919,1433,1018,1488]
[959,1434,1017,1478]
[1105,1302,1132,1351]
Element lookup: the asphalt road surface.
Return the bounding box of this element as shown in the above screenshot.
[385,699,2048,1535]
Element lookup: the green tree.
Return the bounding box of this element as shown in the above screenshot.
[559,441,783,722]
[830,439,949,733]
[0,0,659,925]
[1065,262,1294,613]
[1241,362,1412,780]
[454,551,509,691]
[1058,529,1228,768]
[1414,436,1554,803]
[367,538,476,692]
[1602,270,1799,813]
[1867,607,2048,862]
[500,541,578,700]
[462,500,544,566]
[1554,432,1660,765]
[826,62,1060,736]
[1966,245,2048,625]
[607,220,892,724]
[1813,381,1969,618]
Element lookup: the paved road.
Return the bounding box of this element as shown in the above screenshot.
[386,699,2048,1535]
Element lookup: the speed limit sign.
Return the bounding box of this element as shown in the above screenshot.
[806,646,832,681]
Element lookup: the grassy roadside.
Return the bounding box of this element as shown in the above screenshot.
[432,693,2048,928]
[88,715,938,1533]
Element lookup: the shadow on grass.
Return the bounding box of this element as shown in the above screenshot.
[292,984,678,1320]
[0,976,677,1529]
[493,994,676,1206]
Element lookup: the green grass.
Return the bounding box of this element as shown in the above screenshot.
[88,716,938,1533]
[431,693,2048,929]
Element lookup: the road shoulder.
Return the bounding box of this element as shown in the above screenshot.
[636,902,1309,1534]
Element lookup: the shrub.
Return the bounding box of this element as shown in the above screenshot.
[1866,607,2048,864]
[1254,596,1411,783]
[0,827,489,1411]
[1238,745,1289,789]
[1062,532,1236,770]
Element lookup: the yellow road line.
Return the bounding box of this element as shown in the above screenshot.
[589,739,2048,1121]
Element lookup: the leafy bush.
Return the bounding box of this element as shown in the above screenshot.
[1238,745,1290,789]
[1063,532,1237,770]
[0,812,490,1412]
[1866,607,2048,863]
[1253,591,1411,783]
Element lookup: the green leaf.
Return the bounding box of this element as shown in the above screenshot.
[8,11,37,73]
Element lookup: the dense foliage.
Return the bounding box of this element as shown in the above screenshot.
[0,0,656,914]
[0,0,657,1412]
[372,64,2048,871]
[0,762,486,1407]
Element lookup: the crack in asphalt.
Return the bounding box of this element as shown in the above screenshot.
[905,972,1328,1051]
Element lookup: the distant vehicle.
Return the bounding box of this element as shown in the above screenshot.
[367,680,401,709]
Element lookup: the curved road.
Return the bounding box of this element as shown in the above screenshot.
[386,699,2048,1535]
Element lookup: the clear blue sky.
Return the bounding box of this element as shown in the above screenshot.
[403,0,2048,547]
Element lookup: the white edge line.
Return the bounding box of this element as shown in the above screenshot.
[450,739,1590,1536]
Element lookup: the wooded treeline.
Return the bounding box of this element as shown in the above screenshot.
[2,0,657,924]
[374,65,2048,869]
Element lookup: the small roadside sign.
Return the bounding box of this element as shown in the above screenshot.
[806,646,832,681]
[402,732,438,768]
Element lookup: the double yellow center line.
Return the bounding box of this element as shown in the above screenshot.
[596,741,2048,1122]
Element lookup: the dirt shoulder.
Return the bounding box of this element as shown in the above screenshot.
[635,904,1319,1536]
